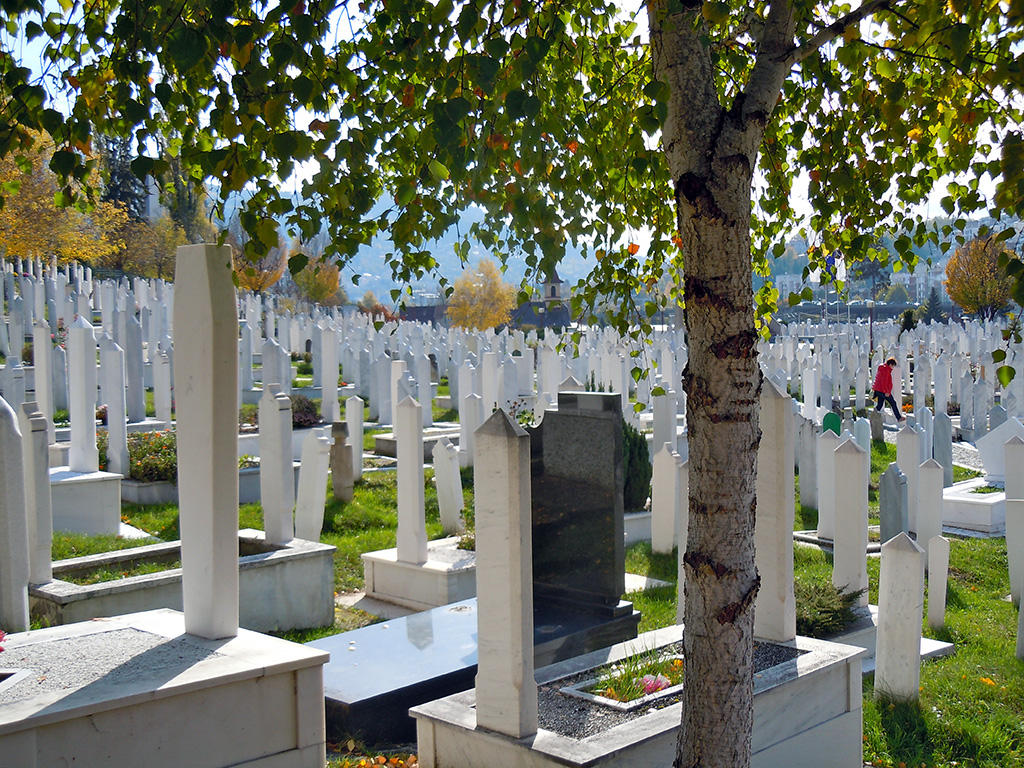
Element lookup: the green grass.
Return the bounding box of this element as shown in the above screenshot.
[953,464,982,483]
[62,559,181,585]
[862,537,1024,768]
[623,530,1023,767]
[46,449,1024,766]
[971,485,1002,494]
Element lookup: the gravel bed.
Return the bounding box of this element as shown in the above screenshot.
[0,628,220,705]
[536,641,803,740]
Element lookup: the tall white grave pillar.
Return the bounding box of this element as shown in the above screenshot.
[459,392,484,468]
[99,334,129,476]
[153,348,173,425]
[896,424,921,534]
[433,436,465,534]
[473,409,538,738]
[294,427,334,541]
[396,396,427,564]
[927,535,950,630]
[652,387,678,456]
[816,429,840,539]
[31,320,54,444]
[833,437,869,607]
[259,384,295,544]
[0,396,30,631]
[651,443,680,555]
[18,403,52,584]
[346,395,364,482]
[320,323,339,423]
[874,532,925,702]
[755,378,796,642]
[1005,435,1024,608]
[916,459,944,569]
[68,315,99,472]
[173,244,239,640]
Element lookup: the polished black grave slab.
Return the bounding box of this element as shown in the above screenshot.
[309,596,639,745]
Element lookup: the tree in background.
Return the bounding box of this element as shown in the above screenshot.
[293,260,345,305]
[146,214,189,279]
[288,231,347,306]
[446,259,516,330]
[919,286,945,324]
[96,134,148,221]
[850,258,891,300]
[226,207,287,292]
[884,283,911,304]
[0,132,121,264]
[945,237,1013,320]
[356,290,397,322]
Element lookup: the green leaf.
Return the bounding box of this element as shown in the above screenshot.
[997,365,1015,388]
[50,149,76,177]
[949,23,971,61]
[428,159,450,181]
[288,253,308,275]
[992,348,1007,363]
[395,182,417,206]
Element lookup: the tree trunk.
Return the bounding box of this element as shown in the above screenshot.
[648,1,792,765]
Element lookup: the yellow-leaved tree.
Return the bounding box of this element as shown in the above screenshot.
[944,237,1013,320]
[0,133,122,264]
[446,258,516,330]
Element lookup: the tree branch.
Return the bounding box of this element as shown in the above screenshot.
[782,0,890,67]
[742,0,795,121]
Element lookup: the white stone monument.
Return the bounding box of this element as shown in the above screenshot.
[173,244,240,640]
[473,409,538,738]
[874,532,925,702]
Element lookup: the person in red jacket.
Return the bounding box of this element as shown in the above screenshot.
[872,357,903,421]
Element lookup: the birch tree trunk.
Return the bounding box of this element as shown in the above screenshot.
[649,1,794,765]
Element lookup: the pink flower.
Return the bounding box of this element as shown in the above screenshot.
[641,673,670,694]
[0,629,6,652]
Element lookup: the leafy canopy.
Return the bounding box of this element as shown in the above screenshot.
[1,0,1022,328]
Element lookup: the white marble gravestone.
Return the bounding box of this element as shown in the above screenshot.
[294,426,334,542]
[874,533,925,702]
[433,436,465,535]
[0,394,30,631]
[473,409,538,738]
[259,384,295,545]
[833,438,868,608]
[754,378,796,642]
[173,244,240,640]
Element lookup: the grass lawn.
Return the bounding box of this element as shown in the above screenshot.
[46,447,1021,767]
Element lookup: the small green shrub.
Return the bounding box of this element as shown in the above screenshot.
[21,341,33,365]
[239,403,259,427]
[794,579,864,638]
[53,408,70,426]
[291,394,320,428]
[98,429,178,483]
[622,419,652,510]
[296,360,313,376]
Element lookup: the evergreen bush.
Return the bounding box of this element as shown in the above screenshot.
[622,419,652,511]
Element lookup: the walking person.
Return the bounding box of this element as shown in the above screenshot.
[872,356,903,421]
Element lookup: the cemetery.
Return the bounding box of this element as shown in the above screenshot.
[0,249,1020,768]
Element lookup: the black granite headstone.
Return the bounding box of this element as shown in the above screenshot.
[312,391,640,744]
